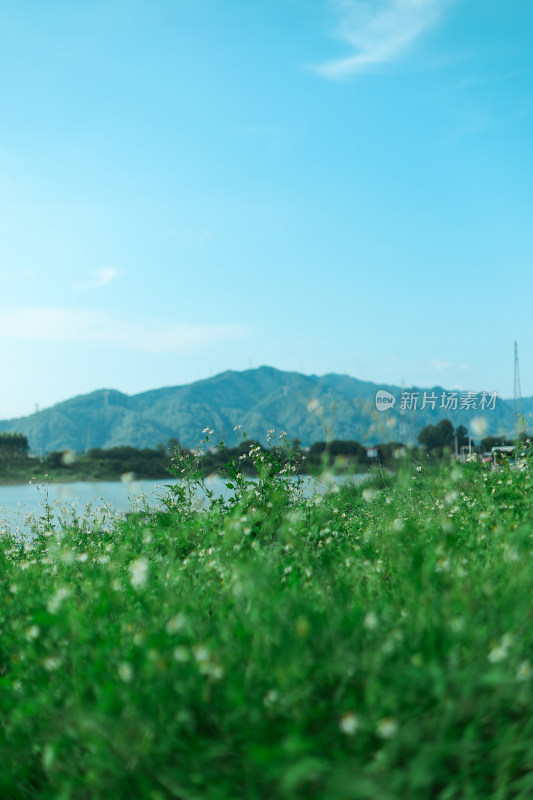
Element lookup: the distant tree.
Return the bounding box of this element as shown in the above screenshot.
[418,419,455,451]
[0,432,29,460]
[455,425,469,449]
[307,440,368,466]
[480,435,514,452]
[87,448,106,459]
[374,442,407,464]
[308,442,327,459]
[46,451,65,469]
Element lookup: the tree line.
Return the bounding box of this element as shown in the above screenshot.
[0,421,526,482]
[0,433,395,479]
[416,419,524,456]
[0,432,29,459]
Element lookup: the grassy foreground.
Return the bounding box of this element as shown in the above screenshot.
[2,441,533,799]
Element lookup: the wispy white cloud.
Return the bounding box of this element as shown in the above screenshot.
[0,307,247,354]
[430,359,469,372]
[314,0,454,79]
[431,358,452,370]
[74,267,119,291]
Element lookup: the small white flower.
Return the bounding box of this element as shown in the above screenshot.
[62,449,76,466]
[376,717,398,739]
[118,663,133,683]
[166,613,186,634]
[488,642,509,663]
[47,587,71,614]
[26,625,40,641]
[364,612,378,631]
[193,645,210,663]
[450,617,465,633]
[209,663,224,680]
[517,660,532,681]
[470,417,488,437]
[504,547,519,563]
[263,689,279,707]
[129,557,149,589]
[340,712,360,735]
[173,645,190,662]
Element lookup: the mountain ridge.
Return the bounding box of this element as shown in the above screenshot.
[0,365,526,453]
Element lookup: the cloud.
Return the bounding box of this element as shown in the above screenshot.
[314,0,453,79]
[431,359,452,370]
[0,307,247,354]
[74,267,119,291]
[430,359,470,372]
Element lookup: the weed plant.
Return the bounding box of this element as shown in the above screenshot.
[2,433,533,798]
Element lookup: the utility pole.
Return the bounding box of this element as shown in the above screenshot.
[514,341,524,438]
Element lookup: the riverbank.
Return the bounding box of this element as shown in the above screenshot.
[0,438,389,486]
[0,472,169,486]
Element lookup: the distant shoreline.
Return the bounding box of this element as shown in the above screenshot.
[0,474,173,487]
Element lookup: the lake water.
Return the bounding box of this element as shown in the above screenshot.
[0,477,209,534]
[0,473,366,535]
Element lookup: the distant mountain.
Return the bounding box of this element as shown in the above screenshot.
[0,366,526,453]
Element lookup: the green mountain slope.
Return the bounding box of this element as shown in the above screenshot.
[0,366,522,453]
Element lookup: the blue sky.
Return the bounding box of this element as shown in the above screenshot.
[1,0,532,418]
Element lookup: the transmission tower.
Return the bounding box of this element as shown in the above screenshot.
[514,340,524,437]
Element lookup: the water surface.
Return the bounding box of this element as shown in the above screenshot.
[0,473,366,535]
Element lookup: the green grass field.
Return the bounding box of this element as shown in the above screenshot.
[2,440,533,798]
